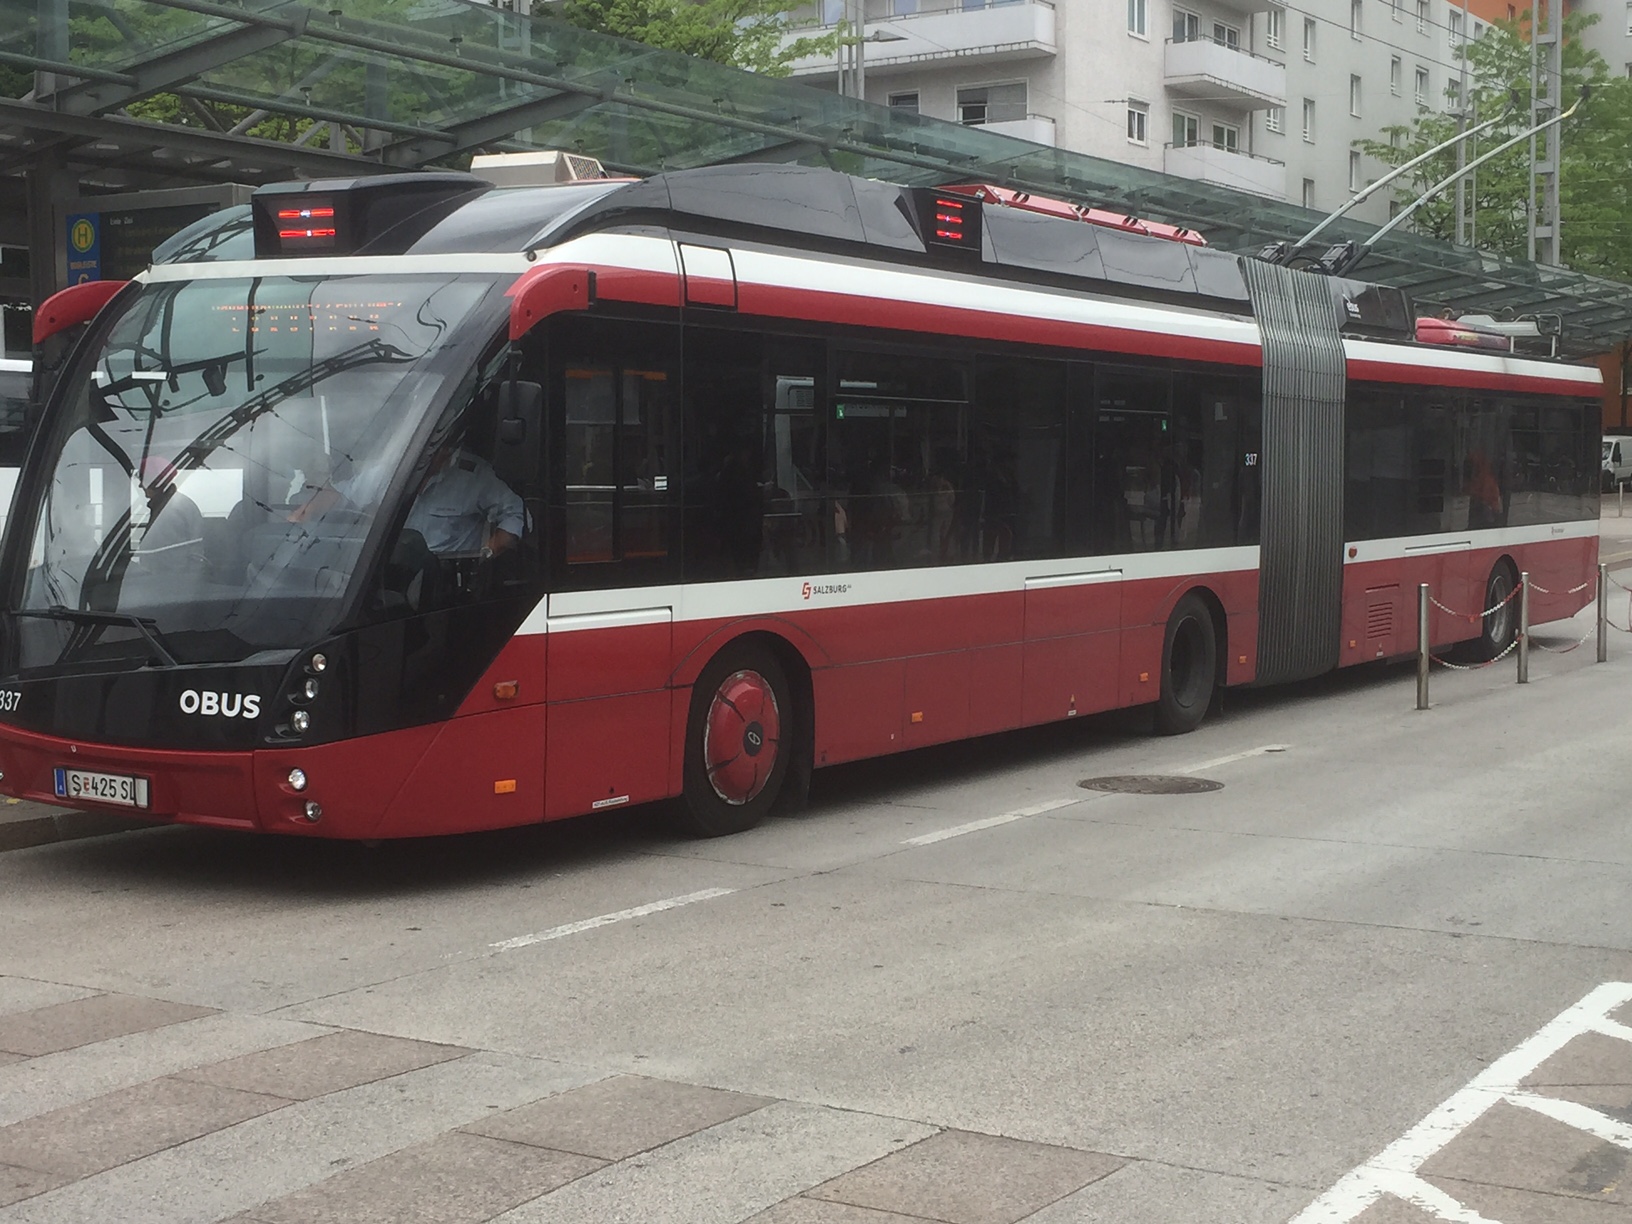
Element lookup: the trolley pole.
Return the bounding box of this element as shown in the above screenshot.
[1599,562,1609,663]
[1518,571,1531,684]
[1417,583,1430,710]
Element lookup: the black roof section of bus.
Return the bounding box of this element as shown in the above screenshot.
[164,164,1411,338]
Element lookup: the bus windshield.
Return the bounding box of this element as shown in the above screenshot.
[15,272,508,669]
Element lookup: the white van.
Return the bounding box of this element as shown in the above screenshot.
[0,357,29,538]
[1604,434,1632,491]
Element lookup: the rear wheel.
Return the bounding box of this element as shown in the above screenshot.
[1474,562,1518,661]
[678,643,792,838]
[1154,594,1217,736]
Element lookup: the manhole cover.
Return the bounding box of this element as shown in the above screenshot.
[1078,775,1223,795]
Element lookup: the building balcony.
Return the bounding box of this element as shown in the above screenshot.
[973,113,1056,146]
[1163,141,1286,199]
[785,0,1056,80]
[1163,36,1286,109]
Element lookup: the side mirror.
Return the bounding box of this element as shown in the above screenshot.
[492,380,543,488]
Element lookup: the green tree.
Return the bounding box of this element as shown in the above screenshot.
[1353,11,1632,282]
[552,0,838,76]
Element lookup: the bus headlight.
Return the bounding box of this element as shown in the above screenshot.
[308,653,328,674]
[300,678,320,701]
[290,710,311,733]
[287,768,308,792]
[303,801,322,823]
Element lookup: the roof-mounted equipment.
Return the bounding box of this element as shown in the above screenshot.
[940,184,1206,247]
[251,172,486,259]
[470,151,611,188]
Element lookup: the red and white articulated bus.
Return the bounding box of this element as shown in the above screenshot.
[0,161,1600,839]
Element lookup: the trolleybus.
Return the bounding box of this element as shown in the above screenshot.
[0,160,1600,838]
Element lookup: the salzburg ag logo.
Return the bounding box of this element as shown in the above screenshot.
[800,581,851,600]
[179,690,262,719]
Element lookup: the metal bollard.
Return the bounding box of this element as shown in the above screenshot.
[1518,570,1531,684]
[1417,583,1430,710]
[1599,562,1609,664]
[1621,481,1625,517]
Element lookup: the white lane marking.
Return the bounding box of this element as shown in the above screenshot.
[1174,743,1290,775]
[902,798,1080,847]
[1507,1093,1632,1148]
[1289,980,1632,1223]
[900,744,1291,847]
[488,888,736,951]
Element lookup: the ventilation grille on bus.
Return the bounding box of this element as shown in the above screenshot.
[1367,602,1393,640]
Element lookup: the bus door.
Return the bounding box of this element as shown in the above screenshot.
[540,315,680,819]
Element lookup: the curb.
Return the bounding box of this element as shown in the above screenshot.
[0,806,154,854]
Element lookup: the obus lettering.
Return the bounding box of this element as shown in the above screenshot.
[178,690,261,719]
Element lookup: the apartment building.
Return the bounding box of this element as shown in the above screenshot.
[1458,0,1632,76]
[785,1,1474,222]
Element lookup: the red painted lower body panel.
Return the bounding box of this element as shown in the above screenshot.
[6,542,1591,839]
[1339,536,1596,665]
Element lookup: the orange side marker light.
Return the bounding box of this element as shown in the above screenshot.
[494,779,517,795]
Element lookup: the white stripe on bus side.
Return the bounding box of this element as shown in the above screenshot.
[1347,519,1598,564]
[519,544,1262,636]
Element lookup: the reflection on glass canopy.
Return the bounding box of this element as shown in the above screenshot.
[2,0,1630,355]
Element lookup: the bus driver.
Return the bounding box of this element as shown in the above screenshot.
[402,440,524,558]
[290,437,524,559]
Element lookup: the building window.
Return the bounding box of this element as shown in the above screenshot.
[1627,1,1632,35]
[1302,17,1315,60]
[1417,0,1428,33]
[821,0,843,25]
[1415,67,1429,106]
[1349,150,1362,192]
[1127,101,1149,144]
[1173,111,1199,147]
[1447,79,1461,108]
[1128,0,1146,37]
[1507,4,1515,20]
[1173,8,1200,41]
[1212,122,1239,151]
[1266,6,1283,49]
[889,92,920,115]
[1302,178,1316,209]
[1302,97,1315,142]
[1449,9,1464,40]
[1350,0,1362,38]
[958,82,1026,126]
[1213,21,1240,48]
[1266,106,1283,133]
[1391,56,1402,95]
[1350,74,1362,116]
[1391,0,1402,21]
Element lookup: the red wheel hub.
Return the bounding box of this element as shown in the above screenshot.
[703,669,781,806]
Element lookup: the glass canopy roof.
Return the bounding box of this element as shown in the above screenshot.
[3,0,1630,355]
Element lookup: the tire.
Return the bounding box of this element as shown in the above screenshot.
[1473,562,1518,661]
[1153,594,1217,736]
[678,642,792,838]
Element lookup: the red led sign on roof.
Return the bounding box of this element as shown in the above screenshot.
[912,188,983,255]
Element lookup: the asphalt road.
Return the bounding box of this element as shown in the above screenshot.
[2,584,1631,1222]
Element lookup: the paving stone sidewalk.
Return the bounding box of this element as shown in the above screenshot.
[2,977,1627,1222]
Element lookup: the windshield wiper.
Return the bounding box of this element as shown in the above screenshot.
[13,607,179,667]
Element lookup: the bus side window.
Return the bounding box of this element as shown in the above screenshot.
[972,356,1066,561]
[549,317,679,588]
[829,349,969,571]
[1093,365,1174,552]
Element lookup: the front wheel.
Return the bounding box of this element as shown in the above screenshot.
[1154,594,1218,736]
[678,643,792,838]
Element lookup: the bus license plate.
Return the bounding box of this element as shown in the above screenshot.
[54,767,150,809]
